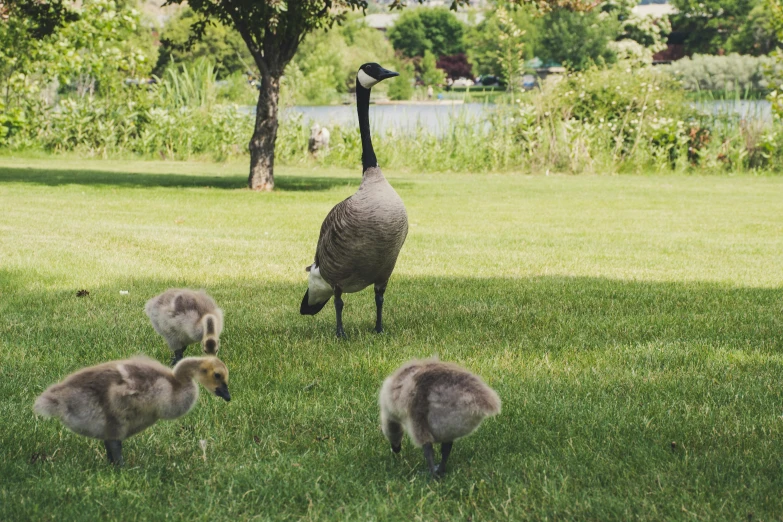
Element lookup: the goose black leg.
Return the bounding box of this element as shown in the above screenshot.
[334,289,347,339]
[423,443,439,479]
[374,284,386,334]
[170,348,185,367]
[435,442,453,476]
[104,440,123,467]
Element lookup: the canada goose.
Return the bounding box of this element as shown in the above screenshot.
[379,358,501,478]
[145,289,223,365]
[34,356,230,466]
[300,63,408,338]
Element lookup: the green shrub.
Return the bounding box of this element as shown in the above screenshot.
[388,60,415,101]
[665,54,783,94]
[217,71,259,105]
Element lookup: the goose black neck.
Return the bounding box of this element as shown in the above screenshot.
[356,80,376,171]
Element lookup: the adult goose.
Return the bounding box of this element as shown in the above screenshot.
[300,63,408,338]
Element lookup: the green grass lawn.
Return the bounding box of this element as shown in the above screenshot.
[1,157,782,520]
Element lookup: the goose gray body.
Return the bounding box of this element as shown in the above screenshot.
[301,63,408,337]
[315,167,407,293]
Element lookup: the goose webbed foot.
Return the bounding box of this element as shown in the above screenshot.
[104,440,123,467]
[336,326,348,339]
[170,349,184,367]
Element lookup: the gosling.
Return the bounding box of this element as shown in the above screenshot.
[379,358,501,478]
[145,289,224,365]
[34,356,230,466]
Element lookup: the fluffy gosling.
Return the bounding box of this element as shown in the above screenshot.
[145,288,224,365]
[379,358,501,478]
[34,356,230,466]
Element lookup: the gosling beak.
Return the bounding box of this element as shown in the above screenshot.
[391,443,401,454]
[215,384,231,402]
[377,68,399,81]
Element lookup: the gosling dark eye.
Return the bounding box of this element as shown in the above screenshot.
[214,373,223,380]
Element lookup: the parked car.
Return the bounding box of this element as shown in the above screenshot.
[476,75,504,87]
[451,77,475,88]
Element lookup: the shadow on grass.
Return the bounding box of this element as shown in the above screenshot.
[0,166,362,192]
[3,271,783,519]
[2,271,781,359]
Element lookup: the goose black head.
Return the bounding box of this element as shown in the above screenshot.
[357,63,399,90]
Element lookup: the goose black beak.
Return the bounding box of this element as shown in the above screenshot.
[377,68,399,81]
[215,384,231,402]
[391,443,401,454]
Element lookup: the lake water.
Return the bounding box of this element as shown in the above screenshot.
[697,100,772,122]
[281,103,492,136]
[273,100,772,136]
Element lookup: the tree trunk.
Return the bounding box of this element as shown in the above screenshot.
[248,73,280,191]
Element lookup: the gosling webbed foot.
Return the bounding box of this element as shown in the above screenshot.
[104,440,123,467]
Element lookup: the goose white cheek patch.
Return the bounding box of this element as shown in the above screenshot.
[358,69,379,89]
[308,265,334,304]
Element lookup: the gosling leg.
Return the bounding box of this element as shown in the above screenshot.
[170,348,185,367]
[334,288,347,339]
[104,440,123,467]
[374,284,386,334]
[436,441,453,476]
[422,443,439,479]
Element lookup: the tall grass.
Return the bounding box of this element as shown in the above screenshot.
[154,60,219,109]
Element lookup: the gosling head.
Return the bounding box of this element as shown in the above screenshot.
[196,357,231,402]
[357,63,399,90]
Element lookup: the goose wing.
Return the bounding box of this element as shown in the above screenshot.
[313,195,353,270]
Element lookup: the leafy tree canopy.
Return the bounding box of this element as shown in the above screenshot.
[726,0,780,55]
[155,7,253,78]
[387,8,466,58]
[670,0,758,54]
[537,9,618,70]
[465,5,537,76]
[281,16,395,104]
